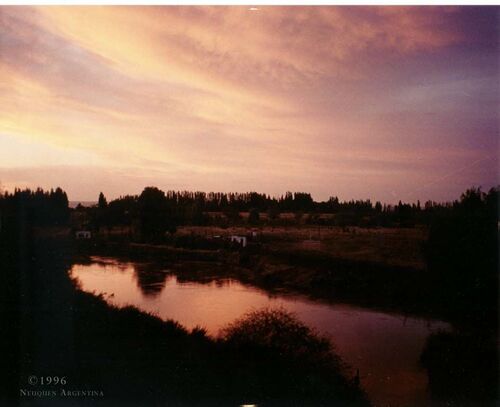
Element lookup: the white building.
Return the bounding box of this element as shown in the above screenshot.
[230,235,247,247]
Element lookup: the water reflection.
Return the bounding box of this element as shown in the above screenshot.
[70,256,451,406]
[134,263,168,297]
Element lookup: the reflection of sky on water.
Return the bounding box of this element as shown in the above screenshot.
[70,256,451,406]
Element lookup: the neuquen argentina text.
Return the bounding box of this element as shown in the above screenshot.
[20,389,104,398]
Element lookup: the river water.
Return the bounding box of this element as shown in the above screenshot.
[70,256,451,406]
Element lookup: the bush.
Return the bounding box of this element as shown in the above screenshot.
[421,331,498,403]
[218,308,367,404]
[220,307,338,366]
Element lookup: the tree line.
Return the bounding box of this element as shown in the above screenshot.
[0,187,69,229]
[76,186,499,230]
[1,186,498,233]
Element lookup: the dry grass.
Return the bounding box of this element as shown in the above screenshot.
[178,225,427,270]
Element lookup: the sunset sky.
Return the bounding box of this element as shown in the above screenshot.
[0,6,498,203]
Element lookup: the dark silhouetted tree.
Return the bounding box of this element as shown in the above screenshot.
[248,208,260,225]
[138,187,175,241]
[424,186,498,325]
[98,192,108,210]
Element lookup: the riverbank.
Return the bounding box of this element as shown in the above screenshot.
[3,233,369,406]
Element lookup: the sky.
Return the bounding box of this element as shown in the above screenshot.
[0,6,498,203]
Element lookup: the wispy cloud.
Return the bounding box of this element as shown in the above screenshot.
[0,6,497,202]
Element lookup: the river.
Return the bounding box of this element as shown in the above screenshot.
[70,256,451,406]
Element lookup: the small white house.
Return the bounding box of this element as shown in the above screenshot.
[230,235,247,247]
[75,230,92,239]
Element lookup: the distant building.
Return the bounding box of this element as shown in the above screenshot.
[75,230,92,239]
[230,235,247,247]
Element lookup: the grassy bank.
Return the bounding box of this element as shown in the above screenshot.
[172,225,427,270]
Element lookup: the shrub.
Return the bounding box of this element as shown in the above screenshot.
[220,307,337,365]
[218,308,367,404]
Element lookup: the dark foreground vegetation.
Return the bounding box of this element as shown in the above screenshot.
[1,227,367,405]
[420,330,498,403]
[1,185,498,404]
